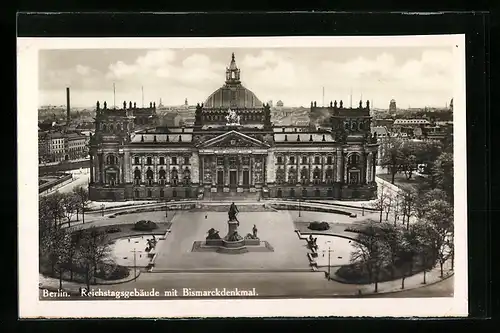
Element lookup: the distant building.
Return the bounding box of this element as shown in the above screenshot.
[276,100,284,108]
[38,130,87,163]
[389,99,397,114]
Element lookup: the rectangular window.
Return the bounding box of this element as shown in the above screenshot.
[302,157,308,164]
[171,157,177,165]
[147,190,152,197]
[314,156,320,164]
[159,157,165,165]
[327,156,332,164]
[184,157,190,165]
[289,156,295,164]
[277,156,283,164]
[134,157,140,164]
[147,157,152,165]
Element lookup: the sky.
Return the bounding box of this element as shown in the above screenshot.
[38,47,455,109]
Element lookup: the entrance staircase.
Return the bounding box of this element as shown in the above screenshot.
[203,188,261,202]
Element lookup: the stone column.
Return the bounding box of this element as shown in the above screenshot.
[309,154,313,184]
[372,153,377,182]
[191,153,200,184]
[99,153,104,184]
[344,153,348,183]
[336,148,343,182]
[366,152,373,183]
[200,155,204,185]
[360,153,366,184]
[266,151,275,184]
[153,155,158,183]
[123,151,130,183]
[141,156,145,183]
[212,155,217,186]
[321,155,326,183]
[89,152,94,183]
[120,154,125,184]
[263,155,267,185]
[224,156,229,186]
[249,155,254,186]
[238,156,243,186]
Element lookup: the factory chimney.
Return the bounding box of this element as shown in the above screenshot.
[66,87,71,127]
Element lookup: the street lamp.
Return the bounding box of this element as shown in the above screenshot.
[298,196,301,217]
[132,247,142,281]
[321,245,334,280]
[100,204,105,217]
[361,204,365,216]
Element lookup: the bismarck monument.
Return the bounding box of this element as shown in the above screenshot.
[193,202,273,254]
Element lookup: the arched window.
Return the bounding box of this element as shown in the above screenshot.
[276,167,285,185]
[300,167,309,184]
[102,124,107,131]
[159,189,164,198]
[301,156,308,164]
[134,168,141,185]
[183,168,191,185]
[159,168,166,185]
[171,167,179,186]
[146,168,154,185]
[325,168,334,184]
[109,124,114,131]
[117,123,122,131]
[327,156,333,164]
[314,156,320,164]
[348,153,360,165]
[106,154,116,165]
[288,167,297,185]
[313,167,321,184]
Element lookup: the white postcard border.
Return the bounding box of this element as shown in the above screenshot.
[18,35,468,318]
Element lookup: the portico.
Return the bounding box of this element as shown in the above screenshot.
[197,131,269,193]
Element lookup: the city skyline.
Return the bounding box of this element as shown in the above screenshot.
[39,47,454,109]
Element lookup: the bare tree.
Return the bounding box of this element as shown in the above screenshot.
[73,186,90,224]
[399,224,421,289]
[372,185,390,223]
[400,189,418,230]
[61,193,79,227]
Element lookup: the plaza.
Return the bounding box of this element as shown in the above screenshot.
[153,210,310,271]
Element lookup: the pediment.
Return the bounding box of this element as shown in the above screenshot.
[197,130,270,149]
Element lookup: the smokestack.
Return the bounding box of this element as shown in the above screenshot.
[66,87,70,126]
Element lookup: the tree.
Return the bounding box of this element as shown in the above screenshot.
[399,225,421,289]
[371,184,391,223]
[76,227,112,290]
[400,140,419,180]
[61,193,79,227]
[413,222,436,284]
[40,192,65,230]
[73,186,90,224]
[422,199,454,277]
[415,188,449,219]
[380,137,404,184]
[399,189,418,230]
[378,222,403,280]
[432,152,454,201]
[350,220,388,292]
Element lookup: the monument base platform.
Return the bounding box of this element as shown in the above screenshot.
[191,240,274,254]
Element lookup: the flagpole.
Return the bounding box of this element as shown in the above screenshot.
[113,83,116,109]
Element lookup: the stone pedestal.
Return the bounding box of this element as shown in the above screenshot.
[223,187,230,193]
[237,187,243,193]
[211,187,217,193]
[225,220,239,238]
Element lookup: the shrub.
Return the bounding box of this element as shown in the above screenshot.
[133,220,158,231]
[106,226,121,233]
[96,263,130,280]
[308,221,330,231]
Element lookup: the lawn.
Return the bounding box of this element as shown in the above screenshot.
[378,173,428,191]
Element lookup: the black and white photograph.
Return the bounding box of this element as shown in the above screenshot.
[18,35,467,318]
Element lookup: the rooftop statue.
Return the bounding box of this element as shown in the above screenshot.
[226,108,241,126]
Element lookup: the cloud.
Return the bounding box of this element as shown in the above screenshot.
[39,48,454,108]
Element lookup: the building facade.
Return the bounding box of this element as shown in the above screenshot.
[89,53,379,201]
